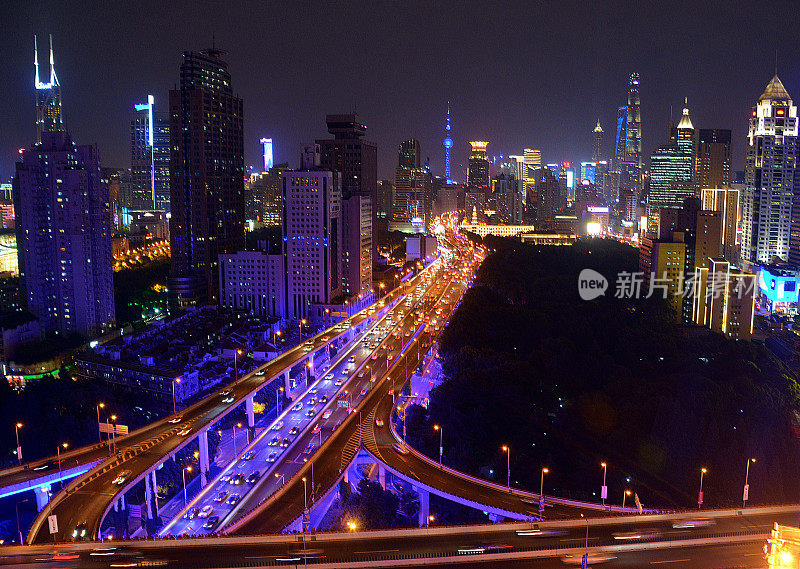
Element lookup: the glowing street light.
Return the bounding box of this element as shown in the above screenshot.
[182,466,192,505]
[172,378,180,414]
[600,462,608,507]
[347,520,357,531]
[433,424,443,464]
[501,445,510,489]
[96,403,105,442]
[540,467,549,506]
[622,489,631,509]
[699,468,707,509]
[743,458,756,508]
[56,442,68,488]
[14,422,22,464]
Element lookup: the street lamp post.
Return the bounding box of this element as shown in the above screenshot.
[110,415,118,455]
[14,422,22,465]
[96,403,105,442]
[172,378,180,414]
[434,425,443,464]
[182,466,192,506]
[57,443,68,488]
[233,423,242,456]
[274,473,285,486]
[743,458,756,508]
[540,468,549,513]
[698,468,707,509]
[397,406,406,441]
[501,445,510,490]
[623,489,631,509]
[600,462,608,508]
[16,498,28,544]
[233,349,243,381]
[302,476,308,569]
[276,386,284,413]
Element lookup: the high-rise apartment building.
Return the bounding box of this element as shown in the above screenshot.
[698,129,732,189]
[701,187,739,262]
[168,48,245,306]
[376,180,393,221]
[694,210,723,270]
[625,73,643,189]
[592,120,604,161]
[649,101,696,210]
[467,141,490,190]
[34,35,64,144]
[316,114,375,297]
[393,139,422,224]
[692,258,755,340]
[245,164,288,226]
[131,96,170,211]
[741,75,799,264]
[281,145,342,320]
[261,138,274,170]
[15,131,115,337]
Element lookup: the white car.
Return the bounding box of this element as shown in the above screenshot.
[292,402,303,412]
[197,505,214,519]
[168,416,183,424]
[272,421,284,431]
[112,470,131,485]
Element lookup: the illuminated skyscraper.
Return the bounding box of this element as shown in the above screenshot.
[698,129,732,189]
[592,119,603,161]
[15,132,115,337]
[131,96,170,211]
[467,141,490,190]
[625,73,642,189]
[34,35,64,144]
[649,99,695,211]
[741,75,799,264]
[261,138,274,170]
[394,139,423,225]
[169,48,245,306]
[443,102,453,181]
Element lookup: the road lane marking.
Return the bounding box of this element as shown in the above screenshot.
[650,560,690,564]
[355,549,400,554]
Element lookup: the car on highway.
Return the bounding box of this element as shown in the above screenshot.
[242,451,256,461]
[312,424,321,434]
[72,522,88,541]
[177,426,192,436]
[375,419,384,427]
[246,471,261,484]
[197,505,213,519]
[177,526,194,537]
[213,491,228,502]
[231,473,246,485]
[220,473,233,483]
[168,416,183,424]
[319,395,329,404]
[272,421,284,431]
[183,507,200,519]
[222,395,235,403]
[112,470,132,485]
[292,402,303,412]
[612,529,662,541]
[393,443,409,455]
[322,410,333,419]
[360,387,367,395]
[308,397,317,405]
[325,373,334,380]
[226,493,241,506]
[672,518,715,529]
[269,437,280,446]
[289,426,300,435]
[255,370,265,376]
[280,437,290,447]
[335,378,345,385]
[303,442,315,454]
[202,516,220,531]
[305,409,316,417]
[267,452,279,462]
[219,390,232,397]
[309,387,318,394]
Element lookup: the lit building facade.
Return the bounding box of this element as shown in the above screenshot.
[698,129,732,189]
[692,258,755,340]
[131,96,170,211]
[741,75,799,265]
[592,120,603,161]
[701,187,739,262]
[649,101,696,210]
[168,48,245,306]
[34,35,64,144]
[281,145,342,320]
[14,132,115,337]
[467,141,490,190]
[219,250,284,317]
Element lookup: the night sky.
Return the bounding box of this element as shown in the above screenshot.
[1,1,798,184]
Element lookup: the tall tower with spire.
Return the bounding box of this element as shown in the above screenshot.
[625,73,642,190]
[741,74,799,264]
[592,119,604,161]
[34,35,64,144]
[443,102,453,182]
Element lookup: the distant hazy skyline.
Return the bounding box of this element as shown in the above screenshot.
[1,0,798,182]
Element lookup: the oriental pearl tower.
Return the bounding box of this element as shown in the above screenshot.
[443,102,454,183]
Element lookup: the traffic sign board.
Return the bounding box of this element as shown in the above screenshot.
[47,515,58,534]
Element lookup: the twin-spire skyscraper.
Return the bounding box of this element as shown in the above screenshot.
[34,34,64,144]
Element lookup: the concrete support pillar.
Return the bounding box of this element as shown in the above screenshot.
[35,485,50,512]
[488,513,503,523]
[144,471,153,519]
[119,493,126,510]
[151,470,159,516]
[307,356,315,380]
[245,395,255,429]
[113,499,119,512]
[378,464,386,490]
[198,429,210,487]
[416,487,429,527]
[283,370,291,393]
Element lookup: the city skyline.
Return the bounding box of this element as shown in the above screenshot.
[1,2,797,183]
